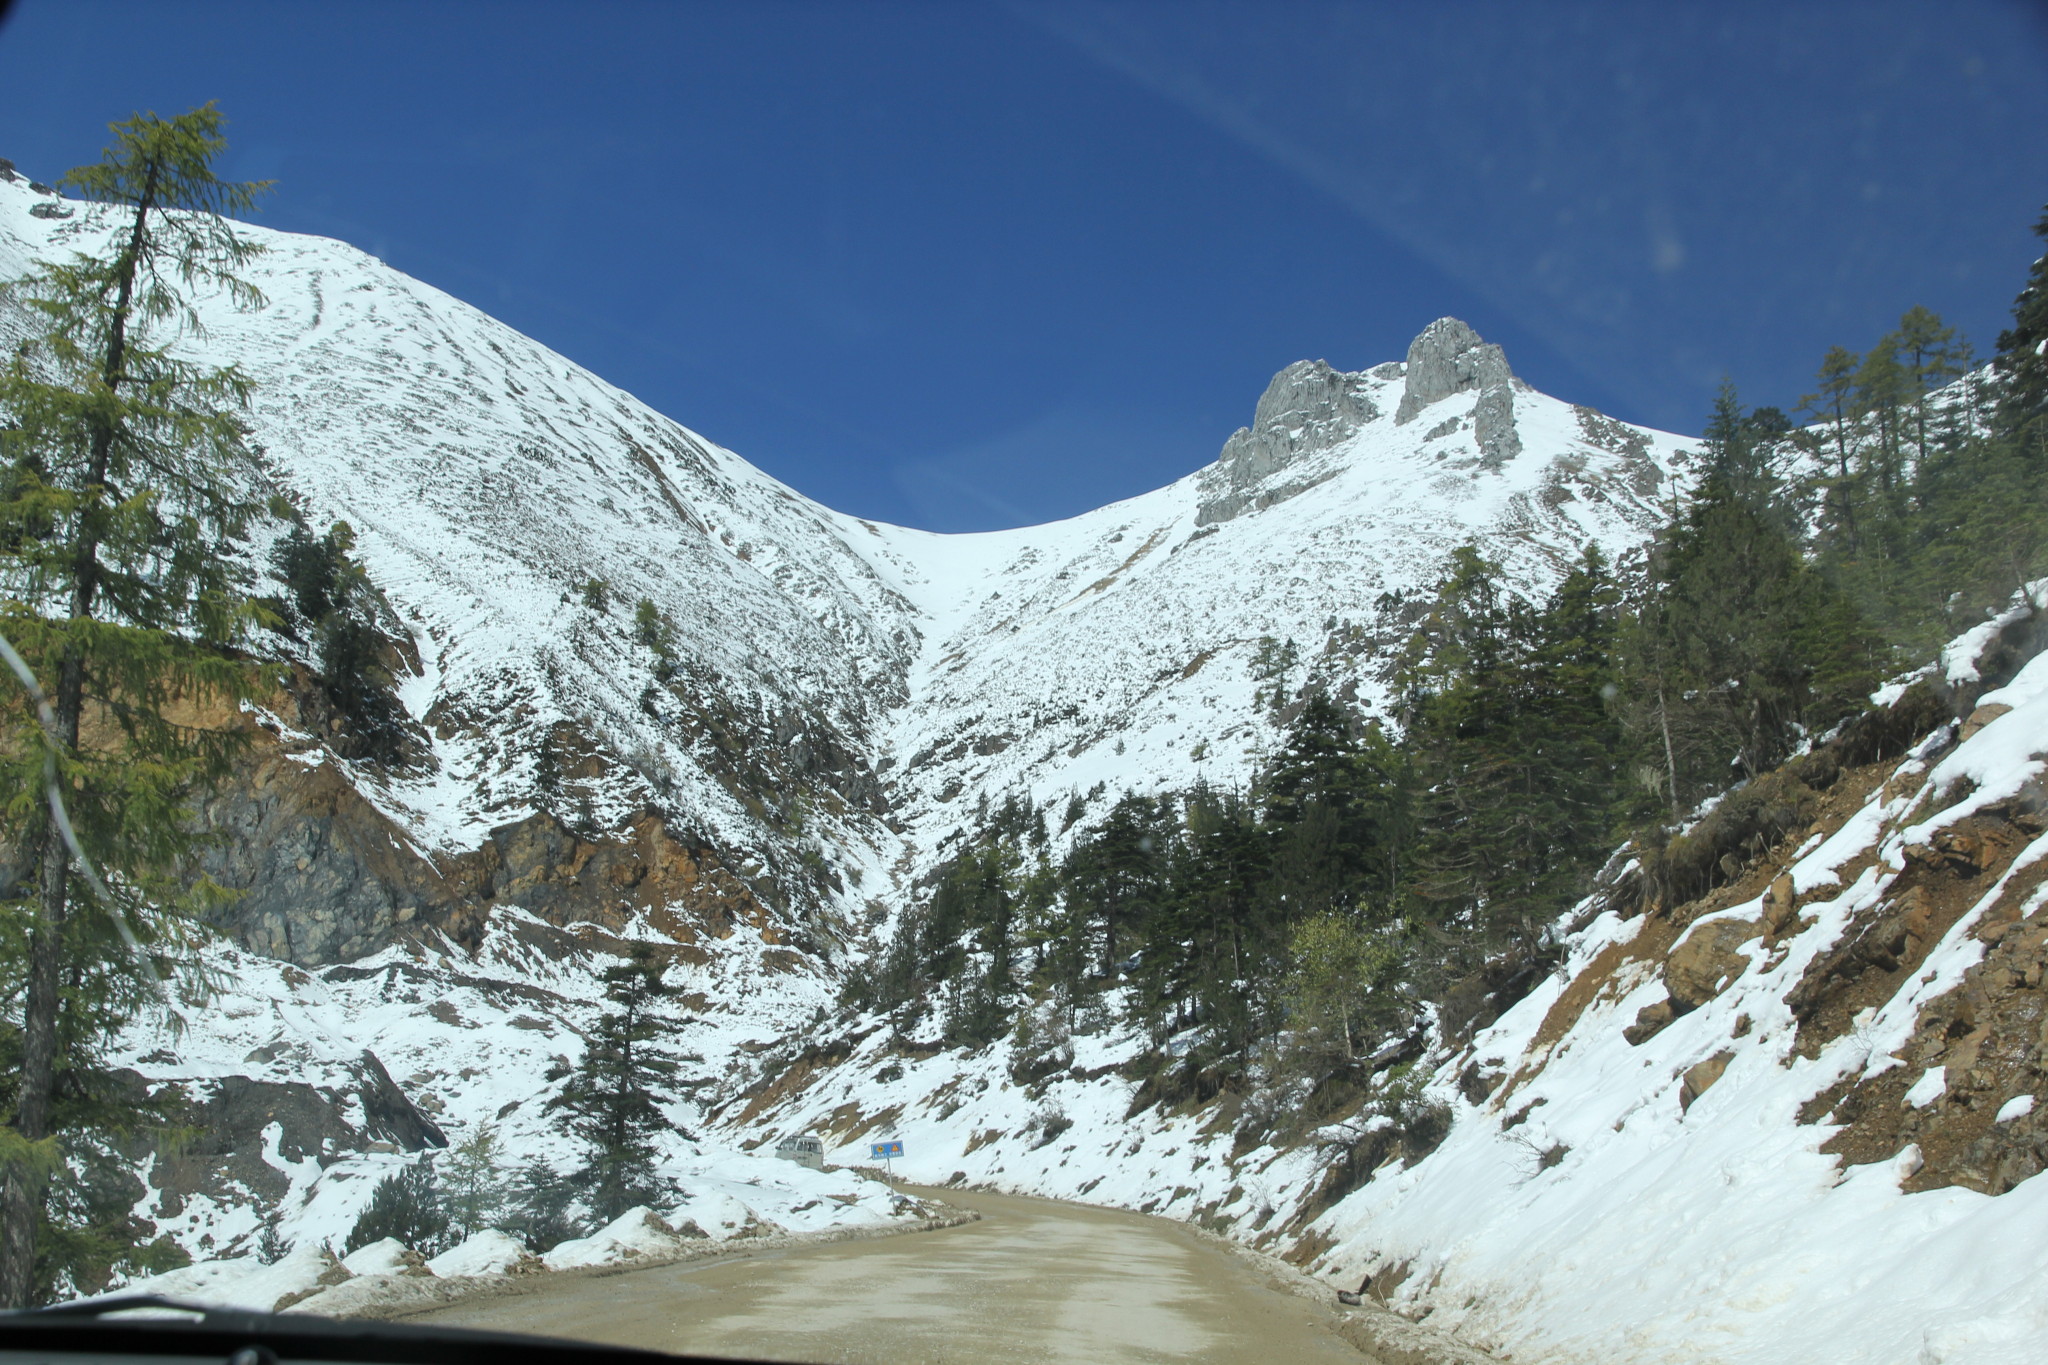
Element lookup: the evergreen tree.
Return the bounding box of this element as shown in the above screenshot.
[0,105,271,1307]
[505,1160,582,1253]
[1798,345,1863,552]
[547,947,699,1223]
[1063,795,1170,980]
[439,1123,506,1242]
[1994,203,2048,449]
[1623,387,1877,813]
[344,1161,450,1256]
[271,520,407,761]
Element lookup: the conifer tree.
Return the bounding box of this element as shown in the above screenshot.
[1623,386,1877,812]
[1994,204,2048,449]
[0,105,270,1307]
[439,1123,506,1242]
[547,947,699,1223]
[343,1161,450,1257]
[270,519,407,761]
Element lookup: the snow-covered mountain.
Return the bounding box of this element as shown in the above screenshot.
[65,162,2048,1365]
[2,169,1691,970]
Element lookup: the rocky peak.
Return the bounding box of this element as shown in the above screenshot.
[1394,317,1522,468]
[1195,359,1378,525]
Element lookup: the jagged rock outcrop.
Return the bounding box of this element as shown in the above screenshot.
[1195,359,1377,525]
[197,702,785,967]
[1394,317,1522,468]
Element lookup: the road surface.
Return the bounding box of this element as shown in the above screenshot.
[410,1185,1382,1363]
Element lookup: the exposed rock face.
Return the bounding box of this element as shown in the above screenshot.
[197,714,783,967]
[198,751,463,965]
[1394,317,1521,468]
[131,1049,444,1262]
[1195,359,1378,525]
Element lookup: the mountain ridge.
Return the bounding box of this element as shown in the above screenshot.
[1,169,1698,969]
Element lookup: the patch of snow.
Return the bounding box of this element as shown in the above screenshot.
[1904,1067,1948,1110]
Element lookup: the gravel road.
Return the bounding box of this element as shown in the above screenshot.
[408,1185,1382,1363]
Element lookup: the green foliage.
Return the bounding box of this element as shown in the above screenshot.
[579,577,611,613]
[1794,289,2048,661]
[440,1123,506,1241]
[1282,911,1405,1062]
[344,1160,450,1257]
[1994,204,2048,449]
[631,598,677,680]
[0,103,272,1307]
[270,520,408,762]
[504,1160,583,1253]
[546,947,701,1223]
[1397,544,1629,949]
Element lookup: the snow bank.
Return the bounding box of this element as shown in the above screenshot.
[427,1229,531,1277]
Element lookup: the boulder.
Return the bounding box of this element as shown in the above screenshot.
[1624,999,1676,1046]
[1680,1051,1735,1113]
[1665,917,1761,1011]
[1763,874,1798,935]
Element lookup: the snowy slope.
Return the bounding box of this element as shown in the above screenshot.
[740,586,2048,1365]
[0,170,1691,929]
[2,169,1716,1313]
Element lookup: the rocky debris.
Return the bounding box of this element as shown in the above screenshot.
[1664,916,1762,1012]
[1196,359,1377,525]
[1679,1052,1734,1113]
[1394,318,1521,468]
[1806,890,2048,1196]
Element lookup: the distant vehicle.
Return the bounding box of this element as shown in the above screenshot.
[774,1133,825,1170]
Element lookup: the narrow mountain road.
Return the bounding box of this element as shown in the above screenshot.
[409,1186,1384,1364]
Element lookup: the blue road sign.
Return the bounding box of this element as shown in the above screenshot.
[871,1140,904,1160]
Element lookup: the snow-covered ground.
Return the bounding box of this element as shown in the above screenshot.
[1296,591,2048,1365]
[94,906,929,1306]
[16,167,2044,1362]
[1,171,1693,933]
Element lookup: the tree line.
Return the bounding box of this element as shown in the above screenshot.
[847,205,2048,1130]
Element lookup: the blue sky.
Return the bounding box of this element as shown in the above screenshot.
[2,1,2044,531]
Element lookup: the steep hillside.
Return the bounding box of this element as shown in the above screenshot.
[734,584,2048,1365]
[1,168,1689,962]
[0,169,1691,1300]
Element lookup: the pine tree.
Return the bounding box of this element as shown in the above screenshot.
[0,105,271,1307]
[1994,203,2048,449]
[1623,387,1877,813]
[271,520,407,761]
[505,1160,582,1253]
[547,947,700,1223]
[1798,345,1863,551]
[344,1161,450,1257]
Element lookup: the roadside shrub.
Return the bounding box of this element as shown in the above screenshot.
[344,1161,451,1256]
